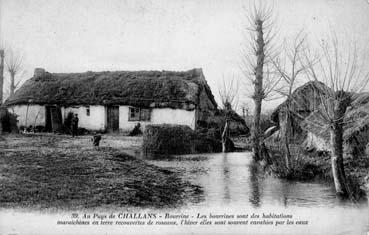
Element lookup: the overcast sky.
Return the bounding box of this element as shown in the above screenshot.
[1,0,369,112]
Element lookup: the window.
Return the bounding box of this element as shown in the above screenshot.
[128,107,151,121]
[86,106,90,116]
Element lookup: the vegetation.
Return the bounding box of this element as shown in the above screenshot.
[301,35,369,198]
[142,124,224,156]
[0,107,18,133]
[4,48,24,97]
[0,134,202,209]
[242,2,280,161]
[0,50,4,104]
[218,77,240,152]
[271,31,308,172]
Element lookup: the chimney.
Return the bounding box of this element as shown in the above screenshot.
[0,50,4,104]
[34,68,46,77]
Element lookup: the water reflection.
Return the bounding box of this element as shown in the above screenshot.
[221,153,231,203]
[148,152,367,209]
[248,160,262,208]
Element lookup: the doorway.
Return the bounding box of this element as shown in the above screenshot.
[45,106,62,132]
[107,106,119,132]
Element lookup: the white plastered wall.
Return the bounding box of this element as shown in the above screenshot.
[7,105,45,127]
[62,105,106,131]
[119,106,196,132]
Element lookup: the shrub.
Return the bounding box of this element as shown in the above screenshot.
[265,148,324,180]
[35,125,45,132]
[0,107,18,133]
[143,124,225,156]
[143,124,195,155]
[129,123,143,136]
[77,127,90,135]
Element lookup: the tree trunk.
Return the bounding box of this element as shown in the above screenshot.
[330,122,348,197]
[251,19,265,161]
[283,110,292,172]
[222,119,229,153]
[10,71,15,97]
[330,92,351,198]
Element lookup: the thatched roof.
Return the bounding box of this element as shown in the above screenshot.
[5,68,217,111]
[300,111,330,142]
[343,92,369,142]
[301,92,369,144]
[271,81,331,123]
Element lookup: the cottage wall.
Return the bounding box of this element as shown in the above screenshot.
[119,106,196,132]
[7,105,45,127]
[8,104,197,132]
[62,105,105,131]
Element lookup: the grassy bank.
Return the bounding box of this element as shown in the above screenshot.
[0,134,202,210]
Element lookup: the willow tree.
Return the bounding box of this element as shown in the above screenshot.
[303,35,369,197]
[218,76,239,152]
[5,48,23,97]
[242,2,279,160]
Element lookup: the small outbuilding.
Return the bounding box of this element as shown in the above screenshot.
[5,68,218,133]
[269,81,331,142]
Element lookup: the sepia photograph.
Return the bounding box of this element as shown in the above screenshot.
[0,0,369,234]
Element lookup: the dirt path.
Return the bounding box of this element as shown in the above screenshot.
[0,134,202,210]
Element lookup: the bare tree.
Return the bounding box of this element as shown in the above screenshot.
[5,48,23,97]
[271,31,308,172]
[240,102,249,119]
[219,76,239,152]
[303,34,369,197]
[0,49,4,104]
[241,2,280,160]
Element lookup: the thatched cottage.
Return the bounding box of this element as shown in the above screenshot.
[301,92,369,156]
[267,81,331,143]
[5,68,218,133]
[268,80,369,156]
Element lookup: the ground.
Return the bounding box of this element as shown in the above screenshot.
[0,134,202,210]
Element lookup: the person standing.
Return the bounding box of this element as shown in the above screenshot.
[71,114,79,137]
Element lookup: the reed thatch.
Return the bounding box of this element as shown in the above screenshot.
[301,92,369,154]
[5,68,217,111]
[271,81,331,124]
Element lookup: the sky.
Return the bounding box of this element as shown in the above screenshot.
[1,0,369,113]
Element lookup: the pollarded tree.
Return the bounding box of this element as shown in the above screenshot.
[303,34,369,198]
[5,48,23,97]
[218,76,239,152]
[241,2,280,160]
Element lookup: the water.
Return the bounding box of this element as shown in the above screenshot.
[148,151,344,208]
[147,151,369,234]
[1,152,368,235]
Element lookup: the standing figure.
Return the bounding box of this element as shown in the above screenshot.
[92,134,102,146]
[71,114,79,137]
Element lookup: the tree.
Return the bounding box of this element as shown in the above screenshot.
[218,76,239,152]
[0,49,4,104]
[303,34,369,197]
[5,48,23,97]
[271,31,308,172]
[242,2,280,160]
